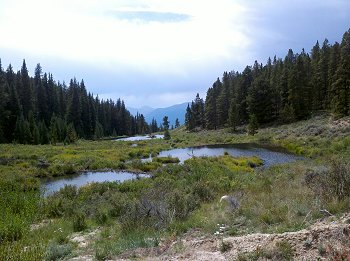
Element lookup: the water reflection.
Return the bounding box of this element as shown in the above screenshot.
[42,171,148,196]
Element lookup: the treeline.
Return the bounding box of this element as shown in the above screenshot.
[186,28,350,131]
[0,60,160,144]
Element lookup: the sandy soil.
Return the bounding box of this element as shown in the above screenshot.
[112,213,350,261]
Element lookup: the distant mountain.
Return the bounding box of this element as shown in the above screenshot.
[144,102,188,127]
[129,102,189,127]
[128,105,154,116]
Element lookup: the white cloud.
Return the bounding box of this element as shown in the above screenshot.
[0,0,251,76]
[2,0,347,108]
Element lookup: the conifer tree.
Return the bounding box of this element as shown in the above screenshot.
[205,87,218,129]
[66,123,78,143]
[175,118,180,128]
[228,100,238,132]
[49,114,59,145]
[162,116,170,130]
[19,60,33,117]
[39,121,49,144]
[185,103,194,131]
[94,122,104,139]
[247,114,258,135]
[331,29,350,116]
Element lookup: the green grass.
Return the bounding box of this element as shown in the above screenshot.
[0,113,349,259]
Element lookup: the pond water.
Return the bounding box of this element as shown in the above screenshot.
[116,134,164,141]
[42,143,302,196]
[156,143,303,167]
[42,171,148,197]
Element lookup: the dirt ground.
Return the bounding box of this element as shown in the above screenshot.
[111,213,350,261]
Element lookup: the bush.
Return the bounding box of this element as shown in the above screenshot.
[0,242,45,261]
[305,157,350,200]
[44,242,73,261]
[95,208,109,225]
[265,241,294,260]
[72,212,87,232]
[0,215,27,243]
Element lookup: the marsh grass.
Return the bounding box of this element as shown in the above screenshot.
[0,113,349,259]
[153,156,180,164]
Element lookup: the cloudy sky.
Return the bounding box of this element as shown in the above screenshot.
[0,0,349,108]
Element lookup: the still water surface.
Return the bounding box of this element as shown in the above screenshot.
[43,143,302,196]
[156,143,302,167]
[116,134,164,141]
[42,171,148,196]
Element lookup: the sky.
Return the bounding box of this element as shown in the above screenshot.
[0,0,349,108]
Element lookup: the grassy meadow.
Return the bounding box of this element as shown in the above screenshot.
[0,114,349,260]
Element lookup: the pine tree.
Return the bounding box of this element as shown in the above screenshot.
[247,114,259,135]
[67,79,82,137]
[35,64,49,123]
[185,104,194,131]
[0,62,8,142]
[19,60,33,117]
[163,116,170,130]
[319,39,331,109]
[28,111,38,144]
[191,93,205,129]
[310,41,322,110]
[38,121,49,144]
[94,121,104,139]
[205,87,217,129]
[66,123,78,143]
[280,103,296,123]
[175,118,180,128]
[216,72,230,126]
[287,51,311,119]
[247,77,274,123]
[49,114,59,145]
[228,100,238,132]
[32,124,40,145]
[14,115,32,144]
[14,115,25,144]
[331,29,350,116]
[150,118,158,133]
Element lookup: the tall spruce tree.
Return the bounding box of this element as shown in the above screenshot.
[331,29,350,116]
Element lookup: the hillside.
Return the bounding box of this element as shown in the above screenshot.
[129,102,188,127]
[148,102,188,127]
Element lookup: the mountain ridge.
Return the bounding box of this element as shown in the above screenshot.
[129,102,189,127]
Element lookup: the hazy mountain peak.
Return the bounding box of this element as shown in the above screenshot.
[129,102,189,126]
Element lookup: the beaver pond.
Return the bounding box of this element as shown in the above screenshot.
[42,143,302,196]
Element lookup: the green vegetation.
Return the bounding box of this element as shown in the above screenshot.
[0,113,349,259]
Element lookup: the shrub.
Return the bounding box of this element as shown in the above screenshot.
[0,214,27,243]
[219,239,232,253]
[44,242,73,261]
[305,157,350,200]
[95,208,109,225]
[0,242,45,261]
[72,212,87,232]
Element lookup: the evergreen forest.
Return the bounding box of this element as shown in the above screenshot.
[185,28,350,131]
[0,61,159,144]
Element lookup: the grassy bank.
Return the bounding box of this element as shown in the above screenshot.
[0,114,349,260]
